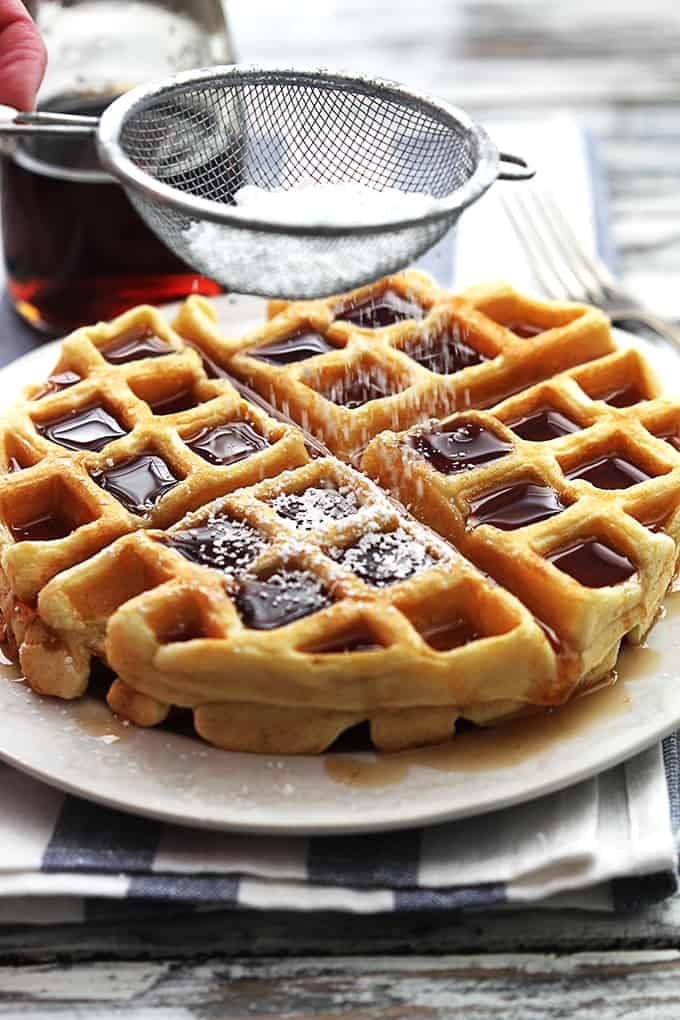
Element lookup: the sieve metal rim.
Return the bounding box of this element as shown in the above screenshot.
[95,64,500,239]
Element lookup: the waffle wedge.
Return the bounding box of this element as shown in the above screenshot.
[362,344,680,693]
[33,458,558,753]
[0,303,308,692]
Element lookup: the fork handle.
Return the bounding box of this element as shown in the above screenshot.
[609,310,680,351]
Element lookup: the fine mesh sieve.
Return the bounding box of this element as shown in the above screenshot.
[4,66,533,298]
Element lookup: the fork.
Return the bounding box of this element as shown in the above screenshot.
[499,185,680,348]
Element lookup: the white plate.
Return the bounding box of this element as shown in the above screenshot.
[0,303,678,834]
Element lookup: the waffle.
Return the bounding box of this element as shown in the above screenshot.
[33,458,558,752]
[0,304,308,694]
[173,271,615,463]
[362,344,680,702]
[1,277,677,756]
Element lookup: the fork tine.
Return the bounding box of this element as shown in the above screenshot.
[537,188,619,295]
[523,187,602,305]
[503,188,587,302]
[498,192,564,300]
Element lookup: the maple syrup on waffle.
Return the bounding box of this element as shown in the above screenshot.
[503,320,545,338]
[37,403,129,452]
[333,528,435,587]
[567,454,652,489]
[236,570,333,629]
[421,617,480,651]
[402,328,486,375]
[250,331,336,365]
[185,422,270,466]
[508,407,581,443]
[165,516,267,574]
[148,388,199,416]
[596,383,646,408]
[34,370,82,400]
[549,539,635,588]
[408,420,513,475]
[91,453,180,515]
[339,289,424,328]
[469,481,568,531]
[10,509,75,542]
[304,626,381,654]
[655,430,680,452]
[323,366,407,409]
[100,329,174,365]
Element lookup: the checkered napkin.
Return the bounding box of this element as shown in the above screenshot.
[1,117,678,926]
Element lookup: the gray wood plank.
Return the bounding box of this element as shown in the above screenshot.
[3,950,680,1018]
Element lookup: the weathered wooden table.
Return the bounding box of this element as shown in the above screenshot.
[3,1,680,1015]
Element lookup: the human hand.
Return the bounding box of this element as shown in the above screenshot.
[0,0,46,110]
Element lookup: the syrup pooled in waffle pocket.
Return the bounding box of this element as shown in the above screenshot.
[0,274,678,754]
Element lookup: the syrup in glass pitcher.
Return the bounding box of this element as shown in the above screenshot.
[1,0,235,334]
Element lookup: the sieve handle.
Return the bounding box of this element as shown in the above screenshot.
[498,152,535,182]
[0,110,98,137]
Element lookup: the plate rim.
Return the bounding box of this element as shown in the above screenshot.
[1,670,680,835]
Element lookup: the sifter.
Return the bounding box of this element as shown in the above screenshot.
[1,65,534,299]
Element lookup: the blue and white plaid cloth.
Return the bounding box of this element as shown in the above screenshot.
[1,117,678,926]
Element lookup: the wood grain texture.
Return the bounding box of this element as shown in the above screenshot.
[4,0,680,1014]
[4,951,680,1018]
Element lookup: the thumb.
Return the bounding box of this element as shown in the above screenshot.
[0,0,47,111]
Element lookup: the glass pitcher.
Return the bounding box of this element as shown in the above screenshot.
[1,0,235,335]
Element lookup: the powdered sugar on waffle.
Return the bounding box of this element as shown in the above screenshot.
[166,514,268,575]
[332,527,437,587]
[237,568,331,617]
[270,486,360,530]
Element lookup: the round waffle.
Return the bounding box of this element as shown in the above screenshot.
[0,277,677,755]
